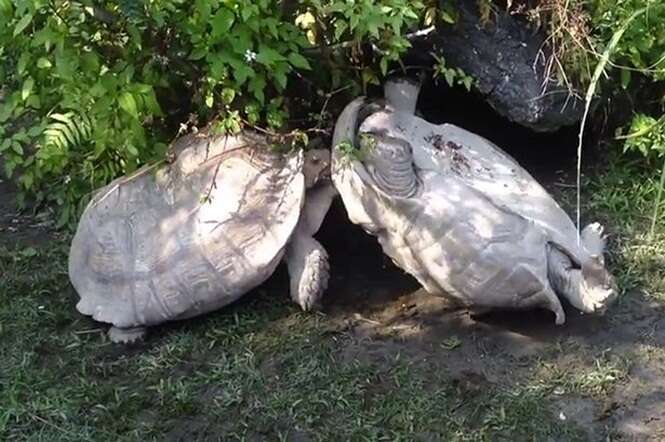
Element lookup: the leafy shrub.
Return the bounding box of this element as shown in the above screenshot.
[0,0,426,226]
[587,0,665,169]
[590,0,665,84]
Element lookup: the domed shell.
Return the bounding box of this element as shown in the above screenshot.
[69,131,305,328]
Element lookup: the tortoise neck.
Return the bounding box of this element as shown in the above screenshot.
[385,79,420,115]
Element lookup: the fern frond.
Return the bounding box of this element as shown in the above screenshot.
[43,112,94,152]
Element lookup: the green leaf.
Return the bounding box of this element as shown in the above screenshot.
[195,0,212,20]
[26,95,41,109]
[126,144,139,157]
[273,67,287,90]
[13,13,33,37]
[211,8,235,37]
[118,92,139,119]
[380,57,388,76]
[288,52,311,70]
[367,17,380,39]
[20,173,33,190]
[256,45,286,67]
[189,47,208,60]
[0,0,13,14]
[55,205,70,229]
[12,141,23,155]
[4,159,16,178]
[229,58,254,85]
[441,10,456,24]
[444,69,455,87]
[27,125,43,137]
[221,88,236,104]
[20,246,37,258]
[21,77,34,101]
[620,69,631,89]
[50,113,73,124]
[249,74,266,104]
[350,14,359,32]
[230,26,253,54]
[143,89,163,116]
[55,49,75,79]
[334,21,348,40]
[37,57,52,69]
[17,51,30,75]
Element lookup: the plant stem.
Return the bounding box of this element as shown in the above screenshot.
[650,154,665,240]
[576,7,647,242]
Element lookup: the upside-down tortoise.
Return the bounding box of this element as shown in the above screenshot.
[69,130,335,342]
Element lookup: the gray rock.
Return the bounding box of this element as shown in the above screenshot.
[408,0,582,132]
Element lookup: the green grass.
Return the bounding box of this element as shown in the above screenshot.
[585,152,665,300]
[0,245,589,441]
[4,150,665,441]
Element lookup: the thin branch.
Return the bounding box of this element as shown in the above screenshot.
[316,84,353,129]
[302,26,436,55]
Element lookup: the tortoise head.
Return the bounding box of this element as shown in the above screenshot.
[580,256,618,314]
[303,148,331,188]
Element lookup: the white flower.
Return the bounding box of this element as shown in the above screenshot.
[64,175,71,184]
[244,50,257,63]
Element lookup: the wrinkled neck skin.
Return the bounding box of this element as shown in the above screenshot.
[300,181,337,236]
[361,131,419,199]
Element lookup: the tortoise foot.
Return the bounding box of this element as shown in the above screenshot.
[108,326,146,344]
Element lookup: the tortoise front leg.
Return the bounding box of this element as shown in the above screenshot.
[284,183,336,311]
[285,233,330,311]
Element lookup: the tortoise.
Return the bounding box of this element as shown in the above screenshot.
[330,78,617,323]
[69,130,335,343]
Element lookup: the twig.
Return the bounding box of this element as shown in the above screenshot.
[72,328,104,335]
[303,26,436,55]
[90,160,165,209]
[650,156,665,240]
[316,84,353,129]
[203,135,234,203]
[615,117,665,140]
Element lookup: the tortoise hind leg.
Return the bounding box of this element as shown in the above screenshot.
[516,287,566,325]
[108,326,147,344]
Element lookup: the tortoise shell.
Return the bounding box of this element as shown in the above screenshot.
[69,131,305,328]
